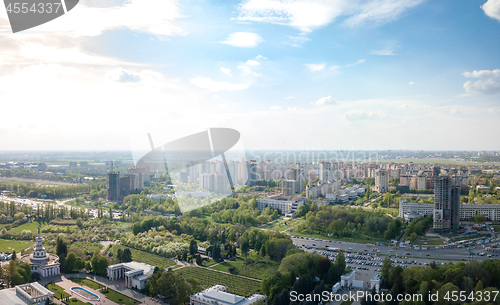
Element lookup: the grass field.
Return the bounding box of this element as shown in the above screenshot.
[109,244,176,269]
[101,288,140,305]
[69,242,103,254]
[201,259,217,267]
[9,221,47,234]
[0,239,31,253]
[47,283,70,300]
[69,278,103,290]
[64,298,93,305]
[210,256,279,280]
[175,267,261,296]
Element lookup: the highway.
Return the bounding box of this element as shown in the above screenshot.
[291,236,488,261]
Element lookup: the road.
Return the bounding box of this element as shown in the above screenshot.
[291,236,487,261]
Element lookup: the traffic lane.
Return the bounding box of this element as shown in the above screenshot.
[292,237,487,261]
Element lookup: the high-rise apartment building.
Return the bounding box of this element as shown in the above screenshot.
[107,172,120,202]
[433,176,460,234]
[375,169,389,192]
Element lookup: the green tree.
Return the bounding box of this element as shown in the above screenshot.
[66,252,77,272]
[56,236,68,272]
[122,248,132,262]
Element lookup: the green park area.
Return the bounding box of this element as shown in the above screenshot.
[0,239,31,253]
[69,277,103,290]
[69,241,103,254]
[46,283,70,300]
[9,220,47,234]
[109,244,176,269]
[64,298,93,305]
[101,288,140,305]
[210,254,279,280]
[175,267,261,296]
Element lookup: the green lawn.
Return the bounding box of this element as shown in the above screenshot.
[169,265,184,270]
[64,298,92,305]
[109,244,175,269]
[210,256,279,280]
[46,283,70,300]
[101,288,140,305]
[175,267,261,297]
[0,239,31,253]
[201,259,217,267]
[69,242,103,254]
[9,221,47,234]
[69,278,103,290]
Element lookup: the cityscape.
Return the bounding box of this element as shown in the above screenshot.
[1,0,500,305]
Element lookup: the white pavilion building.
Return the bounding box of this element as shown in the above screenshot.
[21,225,60,277]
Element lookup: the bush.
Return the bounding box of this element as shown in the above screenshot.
[228,266,236,273]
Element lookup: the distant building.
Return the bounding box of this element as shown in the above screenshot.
[107,261,155,290]
[375,170,389,192]
[107,172,120,201]
[433,176,460,234]
[190,285,265,305]
[257,196,304,215]
[37,163,47,171]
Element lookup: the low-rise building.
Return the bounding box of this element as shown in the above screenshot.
[107,261,155,290]
[257,196,304,215]
[190,285,265,305]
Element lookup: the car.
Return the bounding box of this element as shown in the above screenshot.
[348,247,353,250]
[426,254,430,257]
[406,253,411,255]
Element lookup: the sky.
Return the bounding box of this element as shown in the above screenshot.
[0,0,500,152]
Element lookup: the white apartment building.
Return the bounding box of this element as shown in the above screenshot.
[399,200,500,222]
[190,285,265,305]
[257,196,304,215]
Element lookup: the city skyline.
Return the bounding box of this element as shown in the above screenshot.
[0,0,499,150]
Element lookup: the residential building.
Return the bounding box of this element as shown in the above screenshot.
[433,176,460,234]
[375,170,389,192]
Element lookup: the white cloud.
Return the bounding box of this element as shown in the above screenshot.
[463,79,500,95]
[304,63,326,72]
[370,48,396,56]
[220,32,264,48]
[330,59,365,70]
[238,65,262,77]
[343,110,386,121]
[409,81,415,85]
[463,69,500,78]
[284,96,296,99]
[0,0,187,37]
[482,0,500,22]
[246,60,261,66]
[270,106,283,111]
[236,0,425,32]
[190,77,250,92]
[284,35,311,47]
[219,67,232,76]
[107,68,141,82]
[313,95,336,106]
[462,69,500,95]
[256,55,268,59]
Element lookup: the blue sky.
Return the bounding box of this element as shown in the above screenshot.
[0,0,499,151]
